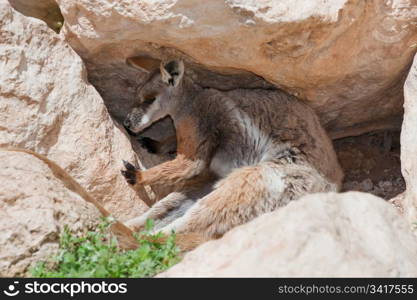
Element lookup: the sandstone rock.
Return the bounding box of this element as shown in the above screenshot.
[0,149,138,276]
[389,192,406,215]
[56,0,417,138]
[0,150,102,277]
[160,192,417,277]
[401,53,417,225]
[0,0,148,220]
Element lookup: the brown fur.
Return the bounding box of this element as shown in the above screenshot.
[136,116,213,189]
[137,155,195,185]
[158,161,333,242]
[176,116,200,159]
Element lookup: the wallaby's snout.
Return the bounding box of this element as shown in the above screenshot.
[123,117,138,137]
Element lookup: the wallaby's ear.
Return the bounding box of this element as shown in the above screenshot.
[126,56,161,73]
[160,60,184,87]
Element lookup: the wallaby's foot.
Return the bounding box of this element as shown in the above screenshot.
[124,191,197,232]
[121,160,139,185]
[125,216,146,232]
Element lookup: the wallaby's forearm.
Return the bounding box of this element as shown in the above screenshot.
[137,154,206,186]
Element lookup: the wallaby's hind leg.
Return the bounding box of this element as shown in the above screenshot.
[159,162,335,247]
[125,192,191,232]
[125,178,215,232]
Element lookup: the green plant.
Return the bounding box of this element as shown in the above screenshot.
[30,218,180,278]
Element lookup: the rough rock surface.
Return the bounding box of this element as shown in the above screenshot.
[56,0,417,138]
[401,53,417,225]
[335,130,405,200]
[0,0,148,220]
[160,192,417,277]
[0,150,102,277]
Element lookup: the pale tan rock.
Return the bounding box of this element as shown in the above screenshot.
[56,0,417,138]
[0,149,138,276]
[160,192,417,277]
[401,53,417,226]
[0,0,147,220]
[0,150,102,277]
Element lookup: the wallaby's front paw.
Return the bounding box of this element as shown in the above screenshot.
[121,160,138,185]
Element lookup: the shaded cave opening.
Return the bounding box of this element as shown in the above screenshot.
[84,57,406,202]
[334,130,404,200]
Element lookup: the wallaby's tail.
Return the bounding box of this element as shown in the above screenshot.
[160,160,336,250]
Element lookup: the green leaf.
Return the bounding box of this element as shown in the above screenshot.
[30,218,180,278]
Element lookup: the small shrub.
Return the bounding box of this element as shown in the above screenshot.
[30,218,180,278]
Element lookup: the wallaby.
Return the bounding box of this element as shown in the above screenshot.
[121,56,344,251]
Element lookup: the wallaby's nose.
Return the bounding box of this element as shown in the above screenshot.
[123,119,137,136]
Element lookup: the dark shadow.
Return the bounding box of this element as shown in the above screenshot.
[334,130,404,200]
[9,0,64,33]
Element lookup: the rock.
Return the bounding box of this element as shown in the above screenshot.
[390,192,406,215]
[0,150,102,277]
[0,0,149,221]
[0,149,138,276]
[401,53,417,225]
[360,178,374,192]
[56,0,417,138]
[334,130,405,200]
[9,0,64,32]
[160,192,417,277]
